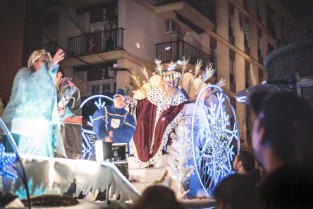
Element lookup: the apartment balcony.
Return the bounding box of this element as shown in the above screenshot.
[156,39,213,67]
[67,28,124,57]
[136,0,215,33]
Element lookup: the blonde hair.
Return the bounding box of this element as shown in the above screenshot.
[27,49,52,68]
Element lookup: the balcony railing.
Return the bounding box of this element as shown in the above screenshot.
[156,39,214,67]
[148,0,216,22]
[67,28,124,57]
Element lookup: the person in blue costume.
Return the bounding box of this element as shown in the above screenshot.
[2,49,68,157]
[93,89,136,149]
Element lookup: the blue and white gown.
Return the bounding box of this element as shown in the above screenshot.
[2,62,64,156]
[2,62,72,198]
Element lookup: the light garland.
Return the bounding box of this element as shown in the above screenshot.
[0,143,17,179]
[192,85,240,196]
[80,95,113,160]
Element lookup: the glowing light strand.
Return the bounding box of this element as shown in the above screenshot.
[0,118,31,208]
[0,143,17,179]
[192,85,240,196]
[80,95,113,160]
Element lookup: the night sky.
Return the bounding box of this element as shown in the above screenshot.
[279,0,313,20]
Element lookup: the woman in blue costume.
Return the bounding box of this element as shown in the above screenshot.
[2,49,67,198]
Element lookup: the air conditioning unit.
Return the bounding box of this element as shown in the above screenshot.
[165,19,178,34]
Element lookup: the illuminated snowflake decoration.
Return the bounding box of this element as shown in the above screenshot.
[0,143,17,179]
[0,118,18,180]
[80,95,113,160]
[192,85,240,196]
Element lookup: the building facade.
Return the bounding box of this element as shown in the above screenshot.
[0,0,25,104]
[41,0,295,145]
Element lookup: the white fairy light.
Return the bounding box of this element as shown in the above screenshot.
[192,85,240,196]
[80,95,113,160]
[176,59,183,65]
[0,143,17,179]
[165,46,171,50]
[155,59,162,65]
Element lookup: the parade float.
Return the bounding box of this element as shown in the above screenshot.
[0,58,239,208]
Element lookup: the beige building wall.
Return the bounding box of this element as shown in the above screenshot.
[121,0,169,62]
[116,59,146,90]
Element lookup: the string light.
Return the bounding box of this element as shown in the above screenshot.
[80,95,113,160]
[0,143,17,179]
[192,85,240,196]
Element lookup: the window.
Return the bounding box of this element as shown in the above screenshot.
[210,47,217,70]
[258,39,263,64]
[210,37,217,70]
[243,0,249,11]
[259,69,264,84]
[92,85,100,95]
[256,0,261,22]
[266,5,276,38]
[246,106,252,145]
[89,79,116,96]
[245,68,250,89]
[245,60,250,88]
[229,58,235,84]
[267,43,274,54]
[244,33,248,47]
[90,9,104,23]
[229,49,236,85]
[102,83,111,95]
[228,3,235,45]
[229,49,236,92]
[229,18,233,36]
[208,0,217,23]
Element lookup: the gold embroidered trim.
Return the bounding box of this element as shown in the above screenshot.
[93,116,106,121]
[125,122,135,129]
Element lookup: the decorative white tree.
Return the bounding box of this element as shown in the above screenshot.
[167,117,195,199]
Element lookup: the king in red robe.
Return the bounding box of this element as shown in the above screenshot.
[131,86,188,167]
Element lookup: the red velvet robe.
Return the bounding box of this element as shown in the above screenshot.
[132,98,187,165]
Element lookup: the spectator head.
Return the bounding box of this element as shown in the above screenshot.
[28,49,52,69]
[233,151,255,174]
[113,89,127,109]
[214,174,256,209]
[250,91,313,173]
[132,185,183,209]
[259,165,313,209]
